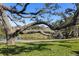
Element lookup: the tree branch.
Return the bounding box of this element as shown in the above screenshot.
[21,30,54,36]
[0,4,42,15]
[18,3,30,13]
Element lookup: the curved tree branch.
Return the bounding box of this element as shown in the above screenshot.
[18,3,30,13]
[22,30,54,36]
[14,7,79,34]
[0,4,42,15]
[1,3,79,37]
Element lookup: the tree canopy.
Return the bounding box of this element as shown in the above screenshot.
[0,3,79,45]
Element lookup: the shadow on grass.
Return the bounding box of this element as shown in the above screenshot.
[73,51,79,56]
[58,41,70,43]
[0,43,52,56]
[58,40,79,43]
[58,44,71,48]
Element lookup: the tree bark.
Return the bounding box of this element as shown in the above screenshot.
[73,26,78,37]
[6,37,16,45]
[0,4,16,45]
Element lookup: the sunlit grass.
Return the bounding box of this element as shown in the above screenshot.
[0,39,79,56]
[20,33,49,40]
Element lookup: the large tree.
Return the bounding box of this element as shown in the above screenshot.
[0,3,79,45]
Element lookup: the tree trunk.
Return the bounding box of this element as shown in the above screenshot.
[73,26,78,37]
[6,36,16,45]
[0,6,16,45]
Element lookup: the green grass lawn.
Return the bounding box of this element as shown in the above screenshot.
[0,39,79,56]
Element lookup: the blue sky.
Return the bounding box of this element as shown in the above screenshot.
[3,3,75,27]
